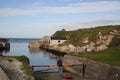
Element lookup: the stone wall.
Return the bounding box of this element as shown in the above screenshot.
[63,55,120,80]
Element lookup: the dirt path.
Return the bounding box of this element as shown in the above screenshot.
[34,72,99,80]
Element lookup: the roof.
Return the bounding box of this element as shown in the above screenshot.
[51,37,66,40]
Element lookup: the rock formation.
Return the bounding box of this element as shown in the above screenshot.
[0,57,34,80]
[29,36,50,48]
[0,38,10,50]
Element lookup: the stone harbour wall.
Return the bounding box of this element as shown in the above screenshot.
[63,55,120,80]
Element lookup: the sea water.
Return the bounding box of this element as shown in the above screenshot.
[2,38,59,71]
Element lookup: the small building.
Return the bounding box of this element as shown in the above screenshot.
[49,37,67,46]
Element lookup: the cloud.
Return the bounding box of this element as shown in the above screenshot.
[60,20,120,30]
[32,2,45,7]
[57,0,73,1]
[0,1,120,16]
[0,8,41,16]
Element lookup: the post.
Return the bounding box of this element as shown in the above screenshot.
[82,64,86,76]
[32,65,34,71]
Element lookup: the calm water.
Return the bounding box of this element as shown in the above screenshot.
[2,38,60,71]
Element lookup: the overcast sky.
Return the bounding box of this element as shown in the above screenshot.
[0,0,120,38]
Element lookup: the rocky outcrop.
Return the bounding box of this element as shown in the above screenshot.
[0,58,34,80]
[46,29,120,53]
[29,36,50,48]
[28,41,41,48]
[0,38,10,50]
[63,55,120,80]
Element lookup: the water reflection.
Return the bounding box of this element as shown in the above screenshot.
[29,47,62,71]
[29,48,63,60]
[29,47,41,53]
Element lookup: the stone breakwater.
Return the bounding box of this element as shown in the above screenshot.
[63,55,120,80]
[0,58,34,80]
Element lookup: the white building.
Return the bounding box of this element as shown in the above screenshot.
[49,37,67,46]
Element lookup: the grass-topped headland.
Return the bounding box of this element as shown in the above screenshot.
[53,25,120,46]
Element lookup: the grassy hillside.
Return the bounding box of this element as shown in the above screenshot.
[53,25,120,46]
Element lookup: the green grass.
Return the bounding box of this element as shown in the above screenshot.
[1,55,33,76]
[70,46,120,67]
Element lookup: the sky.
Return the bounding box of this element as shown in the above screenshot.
[0,0,120,38]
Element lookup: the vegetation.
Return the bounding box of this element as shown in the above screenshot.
[1,55,33,76]
[53,25,120,46]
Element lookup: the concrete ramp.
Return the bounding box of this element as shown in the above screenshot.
[34,72,99,80]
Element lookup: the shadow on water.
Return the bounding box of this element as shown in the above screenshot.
[29,48,41,53]
[29,48,64,61]
[29,47,64,60]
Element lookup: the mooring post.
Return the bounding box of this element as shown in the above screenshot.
[82,64,86,76]
[32,65,34,71]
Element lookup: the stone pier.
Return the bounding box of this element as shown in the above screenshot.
[63,55,120,80]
